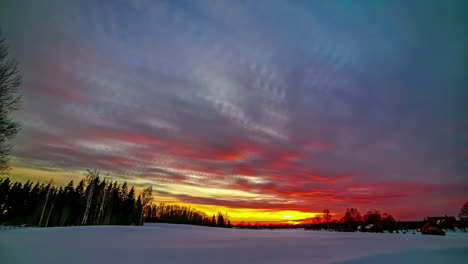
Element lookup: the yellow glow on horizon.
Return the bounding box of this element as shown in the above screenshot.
[162,202,319,224]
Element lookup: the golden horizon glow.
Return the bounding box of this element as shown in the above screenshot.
[161,202,320,224]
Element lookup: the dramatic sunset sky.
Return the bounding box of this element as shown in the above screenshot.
[1,0,467,223]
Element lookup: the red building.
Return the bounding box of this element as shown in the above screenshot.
[420,216,457,236]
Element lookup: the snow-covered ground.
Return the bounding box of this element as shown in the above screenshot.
[1,223,467,264]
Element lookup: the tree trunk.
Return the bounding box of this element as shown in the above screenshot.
[140,207,144,226]
[38,190,50,227]
[81,183,95,225]
[45,201,55,227]
[97,187,107,224]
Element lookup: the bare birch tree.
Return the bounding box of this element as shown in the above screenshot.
[323,208,332,230]
[82,169,99,225]
[38,179,53,226]
[140,186,153,225]
[95,180,109,224]
[45,199,55,227]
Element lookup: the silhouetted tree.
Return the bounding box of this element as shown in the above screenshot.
[381,213,396,232]
[217,212,225,227]
[459,202,468,219]
[0,31,22,176]
[342,208,361,232]
[323,208,332,230]
[363,210,382,232]
[140,186,153,225]
[322,209,331,222]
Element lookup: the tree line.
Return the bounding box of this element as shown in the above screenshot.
[0,170,151,227]
[306,208,397,233]
[145,203,231,228]
[306,207,468,233]
[0,170,234,228]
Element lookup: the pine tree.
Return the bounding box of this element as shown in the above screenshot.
[217,212,225,227]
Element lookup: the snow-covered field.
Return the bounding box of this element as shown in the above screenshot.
[1,223,467,264]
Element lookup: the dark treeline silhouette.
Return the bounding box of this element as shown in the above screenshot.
[306,208,397,233]
[0,170,143,227]
[306,208,467,233]
[234,207,468,233]
[145,203,231,228]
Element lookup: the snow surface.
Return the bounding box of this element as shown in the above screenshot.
[1,223,468,264]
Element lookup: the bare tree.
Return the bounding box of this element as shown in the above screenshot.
[459,202,468,219]
[323,209,332,222]
[343,208,362,232]
[96,179,111,224]
[82,169,99,225]
[140,186,153,225]
[0,30,22,176]
[323,209,332,230]
[344,208,361,222]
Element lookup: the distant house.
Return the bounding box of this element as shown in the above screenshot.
[420,216,457,236]
[425,216,458,231]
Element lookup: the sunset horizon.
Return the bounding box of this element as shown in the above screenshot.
[7,167,465,224]
[2,0,467,226]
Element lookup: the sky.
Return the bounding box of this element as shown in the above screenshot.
[1,0,467,223]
